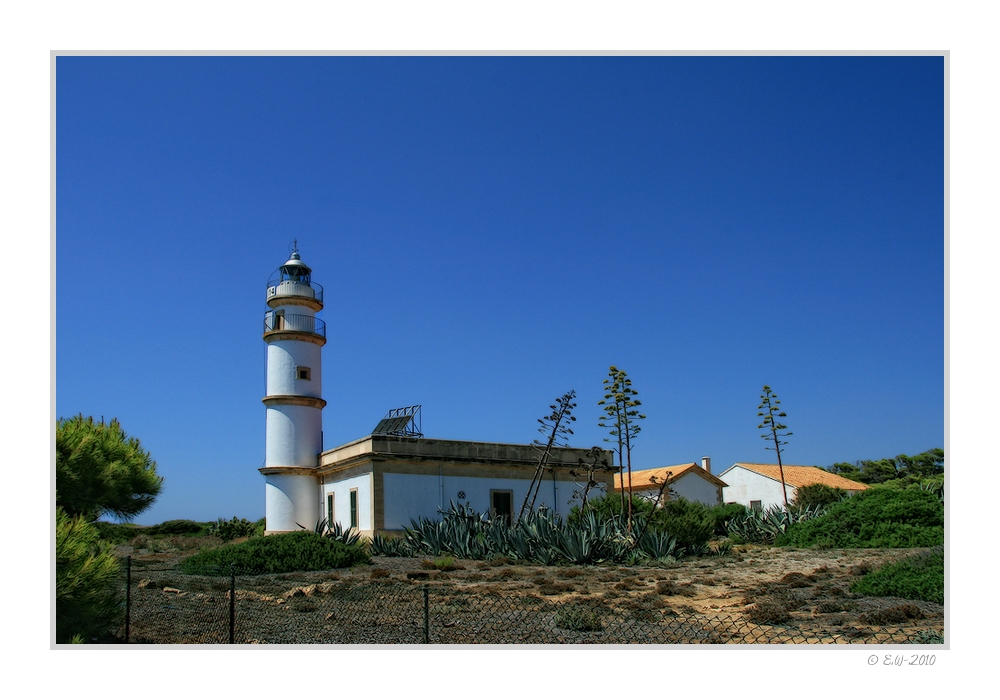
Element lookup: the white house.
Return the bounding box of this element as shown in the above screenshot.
[718,463,868,511]
[614,457,727,507]
[257,247,614,535]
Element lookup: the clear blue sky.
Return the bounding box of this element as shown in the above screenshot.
[56,56,944,525]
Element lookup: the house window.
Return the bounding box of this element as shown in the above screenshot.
[327,494,335,525]
[297,366,311,380]
[349,489,358,529]
[750,500,762,512]
[490,490,514,525]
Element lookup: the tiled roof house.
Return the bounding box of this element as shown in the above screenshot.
[718,463,868,510]
[614,457,727,506]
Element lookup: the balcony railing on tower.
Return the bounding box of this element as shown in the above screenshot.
[266,278,325,304]
[263,312,327,338]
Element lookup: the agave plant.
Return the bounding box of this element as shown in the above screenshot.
[303,518,364,546]
[636,530,678,560]
[369,533,413,556]
[726,503,827,544]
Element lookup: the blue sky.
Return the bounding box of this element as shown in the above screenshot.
[56,56,944,525]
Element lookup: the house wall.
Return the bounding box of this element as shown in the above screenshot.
[670,471,722,506]
[323,473,374,534]
[719,467,797,510]
[381,472,578,530]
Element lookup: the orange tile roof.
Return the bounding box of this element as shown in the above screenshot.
[614,463,727,491]
[729,463,868,491]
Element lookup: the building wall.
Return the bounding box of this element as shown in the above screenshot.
[670,471,722,506]
[323,473,374,533]
[719,467,797,510]
[380,472,579,530]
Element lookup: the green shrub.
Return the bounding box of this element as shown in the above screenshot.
[792,484,846,509]
[571,494,715,551]
[56,508,122,643]
[708,503,747,536]
[776,489,943,548]
[208,516,259,541]
[656,499,716,550]
[568,493,654,525]
[91,520,138,544]
[851,547,944,604]
[145,519,206,536]
[179,531,369,574]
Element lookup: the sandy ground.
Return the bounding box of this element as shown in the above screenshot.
[121,542,943,643]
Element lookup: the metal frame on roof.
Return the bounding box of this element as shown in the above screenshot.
[372,405,423,438]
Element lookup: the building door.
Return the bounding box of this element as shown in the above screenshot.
[490,490,513,524]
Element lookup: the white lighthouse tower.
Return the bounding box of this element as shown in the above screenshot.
[259,244,325,533]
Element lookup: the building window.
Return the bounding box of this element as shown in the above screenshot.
[349,489,358,529]
[297,366,311,380]
[327,493,334,525]
[750,500,762,513]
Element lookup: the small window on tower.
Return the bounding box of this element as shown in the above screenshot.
[297,366,311,380]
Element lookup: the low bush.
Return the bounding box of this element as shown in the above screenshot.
[792,484,846,508]
[208,516,261,541]
[91,520,138,544]
[851,547,944,604]
[707,503,747,536]
[179,531,369,574]
[776,489,943,548]
[859,604,925,626]
[656,499,716,551]
[554,605,603,632]
[145,519,206,536]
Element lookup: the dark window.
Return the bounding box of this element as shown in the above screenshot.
[350,489,358,529]
[750,500,762,512]
[297,366,311,380]
[327,494,334,524]
[490,490,513,525]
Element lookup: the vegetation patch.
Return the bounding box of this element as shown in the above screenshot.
[775,489,943,548]
[859,604,925,626]
[554,605,603,632]
[421,556,463,571]
[145,519,207,536]
[745,600,791,625]
[779,572,816,587]
[850,547,944,605]
[180,531,369,575]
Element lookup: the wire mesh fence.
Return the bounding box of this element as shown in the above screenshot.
[116,558,943,645]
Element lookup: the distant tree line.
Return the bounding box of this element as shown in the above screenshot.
[826,448,944,485]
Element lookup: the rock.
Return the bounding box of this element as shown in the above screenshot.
[163,587,181,593]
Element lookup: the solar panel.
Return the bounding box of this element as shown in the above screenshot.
[372,406,423,436]
[372,415,413,435]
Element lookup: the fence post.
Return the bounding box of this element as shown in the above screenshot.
[229,565,236,644]
[423,584,429,644]
[125,555,131,644]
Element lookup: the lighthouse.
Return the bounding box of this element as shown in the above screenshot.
[259,245,325,533]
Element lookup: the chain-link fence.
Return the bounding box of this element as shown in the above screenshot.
[116,558,943,645]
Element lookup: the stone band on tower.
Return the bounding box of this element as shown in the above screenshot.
[259,245,325,533]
